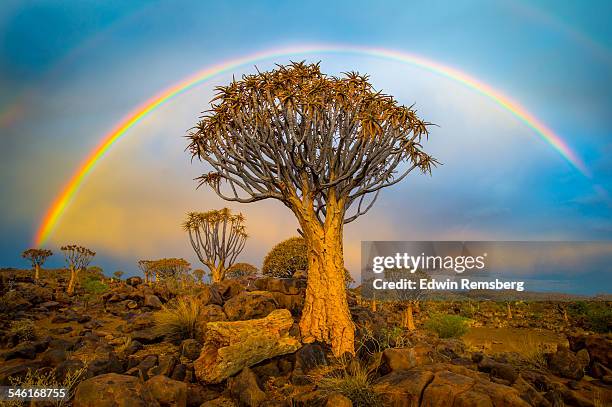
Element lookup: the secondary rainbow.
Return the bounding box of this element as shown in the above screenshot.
[34,44,590,246]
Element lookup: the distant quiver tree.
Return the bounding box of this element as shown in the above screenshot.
[183,209,247,283]
[22,248,52,281]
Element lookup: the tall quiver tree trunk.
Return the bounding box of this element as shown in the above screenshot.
[67,266,78,296]
[34,264,41,281]
[295,195,354,356]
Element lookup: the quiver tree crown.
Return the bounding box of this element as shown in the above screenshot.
[187,61,437,223]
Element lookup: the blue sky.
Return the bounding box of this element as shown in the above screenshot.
[0,1,610,292]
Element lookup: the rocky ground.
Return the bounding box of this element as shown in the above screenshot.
[0,268,611,406]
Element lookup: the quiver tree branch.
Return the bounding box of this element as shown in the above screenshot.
[183,208,247,283]
[186,62,436,356]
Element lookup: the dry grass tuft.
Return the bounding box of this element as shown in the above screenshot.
[6,364,87,407]
[308,357,383,407]
[153,295,203,341]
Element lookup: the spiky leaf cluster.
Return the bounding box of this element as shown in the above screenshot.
[22,248,53,267]
[188,62,437,224]
[60,245,95,271]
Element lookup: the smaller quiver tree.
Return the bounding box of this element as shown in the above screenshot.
[152,258,191,283]
[22,248,53,281]
[138,260,154,283]
[183,209,247,283]
[61,245,95,296]
[193,268,206,284]
[384,268,430,331]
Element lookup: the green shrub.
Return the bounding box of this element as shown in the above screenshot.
[153,296,203,341]
[82,275,108,294]
[262,237,308,278]
[425,313,469,338]
[226,262,258,280]
[569,302,612,333]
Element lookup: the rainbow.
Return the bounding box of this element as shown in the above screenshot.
[34,44,590,246]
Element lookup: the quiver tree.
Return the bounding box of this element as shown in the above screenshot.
[384,268,430,331]
[151,258,191,282]
[61,245,95,295]
[187,62,436,356]
[193,268,206,284]
[22,248,53,281]
[138,260,154,283]
[183,209,247,283]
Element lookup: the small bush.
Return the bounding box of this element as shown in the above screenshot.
[262,237,308,278]
[569,302,612,333]
[226,262,258,280]
[310,358,383,407]
[425,313,469,338]
[9,319,37,341]
[82,275,108,294]
[153,296,202,341]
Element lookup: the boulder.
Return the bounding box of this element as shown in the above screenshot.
[568,332,612,370]
[181,339,202,361]
[40,348,67,367]
[228,367,266,407]
[546,348,587,380]
[126,276,143,287]
[86,351,124,377]
[0,359,43,385]
[200,305,228,323]
[295,343,327,373]
[144,295,162,309]
[145,374,187,407]
[186,384,221,407]
[198,285,223,306]
[131,328,164,344]
[325,393,352,407]
[223,291,278,321]
[213,279,245,300]
[2,341,38,360]
[373,368,434,407]
[73,373,160,407]
[194,309,301,383]
[149,354,178,377]
[254,278,306,295]
[378,344,434,375]
[421,370,530,407]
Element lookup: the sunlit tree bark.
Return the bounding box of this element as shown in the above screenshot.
[187,62,436,356]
